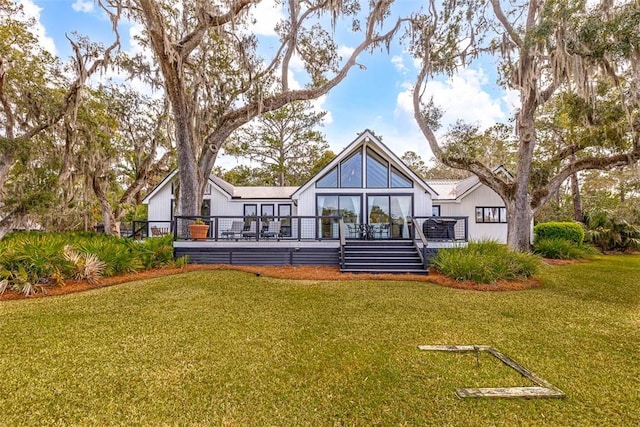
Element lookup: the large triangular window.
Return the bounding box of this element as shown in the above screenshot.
[366,148,388,188]
[391,167,412,188]
[316,166,338,188]
[340,151,362,188]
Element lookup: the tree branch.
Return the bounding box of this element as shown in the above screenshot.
[178,0,259,58]
[198,6,407,172]
[532,147,640,211]
[490,0,523,48]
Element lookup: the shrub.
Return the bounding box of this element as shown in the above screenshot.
[584,208,640,252]
[79,237,144,276]
[534,222,585,245]
[0,234,72,295]
[0,231,175,295]
[432,240,540,284]
[134,235,174,269]
[63,246,106,285]
[533,238,598,259]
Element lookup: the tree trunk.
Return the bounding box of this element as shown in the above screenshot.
[571,171,582,222]
[506,199,533,251]
[0,147,16,200]
[508,103,536,251]
[175,118,202,217]
[91,176,120,236]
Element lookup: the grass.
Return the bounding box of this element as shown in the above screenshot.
[1,255,639,425]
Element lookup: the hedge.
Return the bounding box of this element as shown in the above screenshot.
[534,221,585,245]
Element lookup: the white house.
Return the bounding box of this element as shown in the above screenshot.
[143,130,508,242]
[428,166,513,243]
[143,130,507,272]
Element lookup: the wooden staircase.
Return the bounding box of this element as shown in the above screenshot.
[340,240,427,274]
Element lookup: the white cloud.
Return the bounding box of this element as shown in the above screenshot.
[338,45,355,60]
[391,55,406,73]
[17,0,56,55]
[395,68,508,132]
[502,88,521,113]
[127,21,148,56]
[72,0,94,13]
[248,0,284,36]
[311,95,333,125]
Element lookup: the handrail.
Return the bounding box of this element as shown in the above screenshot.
[338,217,346,269]
[412,217,429,270]
[172,215,343,242]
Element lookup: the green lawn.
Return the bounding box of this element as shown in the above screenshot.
[1,255,639,426]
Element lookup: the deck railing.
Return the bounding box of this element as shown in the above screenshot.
[171,215,343,242]
[128,220,174,239]
[411,216,468,241]
[134,215,469,243]
[411,217,429,270]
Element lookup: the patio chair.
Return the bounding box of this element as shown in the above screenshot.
[261,221,281,239]
[221,220,244,240]
[151,226,170,236]
[374,223,391,239]
[242,221,257,239]
[359,224,374,240]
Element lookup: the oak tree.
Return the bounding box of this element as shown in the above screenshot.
[408,0,640,250]
[100,0,405,219]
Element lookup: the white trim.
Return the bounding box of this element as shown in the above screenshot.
[292,129,437,199]
[142,170,178,204]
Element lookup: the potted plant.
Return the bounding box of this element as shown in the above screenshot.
[188,218,209,241]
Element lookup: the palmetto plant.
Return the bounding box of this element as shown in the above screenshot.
[63,245,106,285]
[584,208,640,252]
[0,231,174,295]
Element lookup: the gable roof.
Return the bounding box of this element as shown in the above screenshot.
[292,129,438,198]
[142,169,178,204]
[427,165,512,201]
[142,170,296,204]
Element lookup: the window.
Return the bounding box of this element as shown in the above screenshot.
[201,200,211,217]
[204,182,212,195]
[261,204,274,219]
[475,206,507,223]
[340,151,362,188]
[431,205,441,216]
[278,204,291,218]
[244,204,257,218]
[278,204,292,237]
[390,167,412,188]
[366,149,388,188]
[316,167,338,188]
[317,147,413,189]
[317,195,362,238]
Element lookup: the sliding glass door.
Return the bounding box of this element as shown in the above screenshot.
[367,195,413,239]
[317,195,361,238]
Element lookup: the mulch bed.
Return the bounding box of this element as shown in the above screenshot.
[0,264,543,301]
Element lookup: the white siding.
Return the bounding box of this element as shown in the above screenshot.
[147,183,296,220]
[437,184,508,243]
[147,182,173,221]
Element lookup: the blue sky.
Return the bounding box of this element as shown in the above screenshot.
[19,0,517,169]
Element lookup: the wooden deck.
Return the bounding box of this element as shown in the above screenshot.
[173,239,464,267]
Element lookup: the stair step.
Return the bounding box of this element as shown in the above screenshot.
[341,239,426,274]
[344,259,423,265]
[341,268,428,275]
